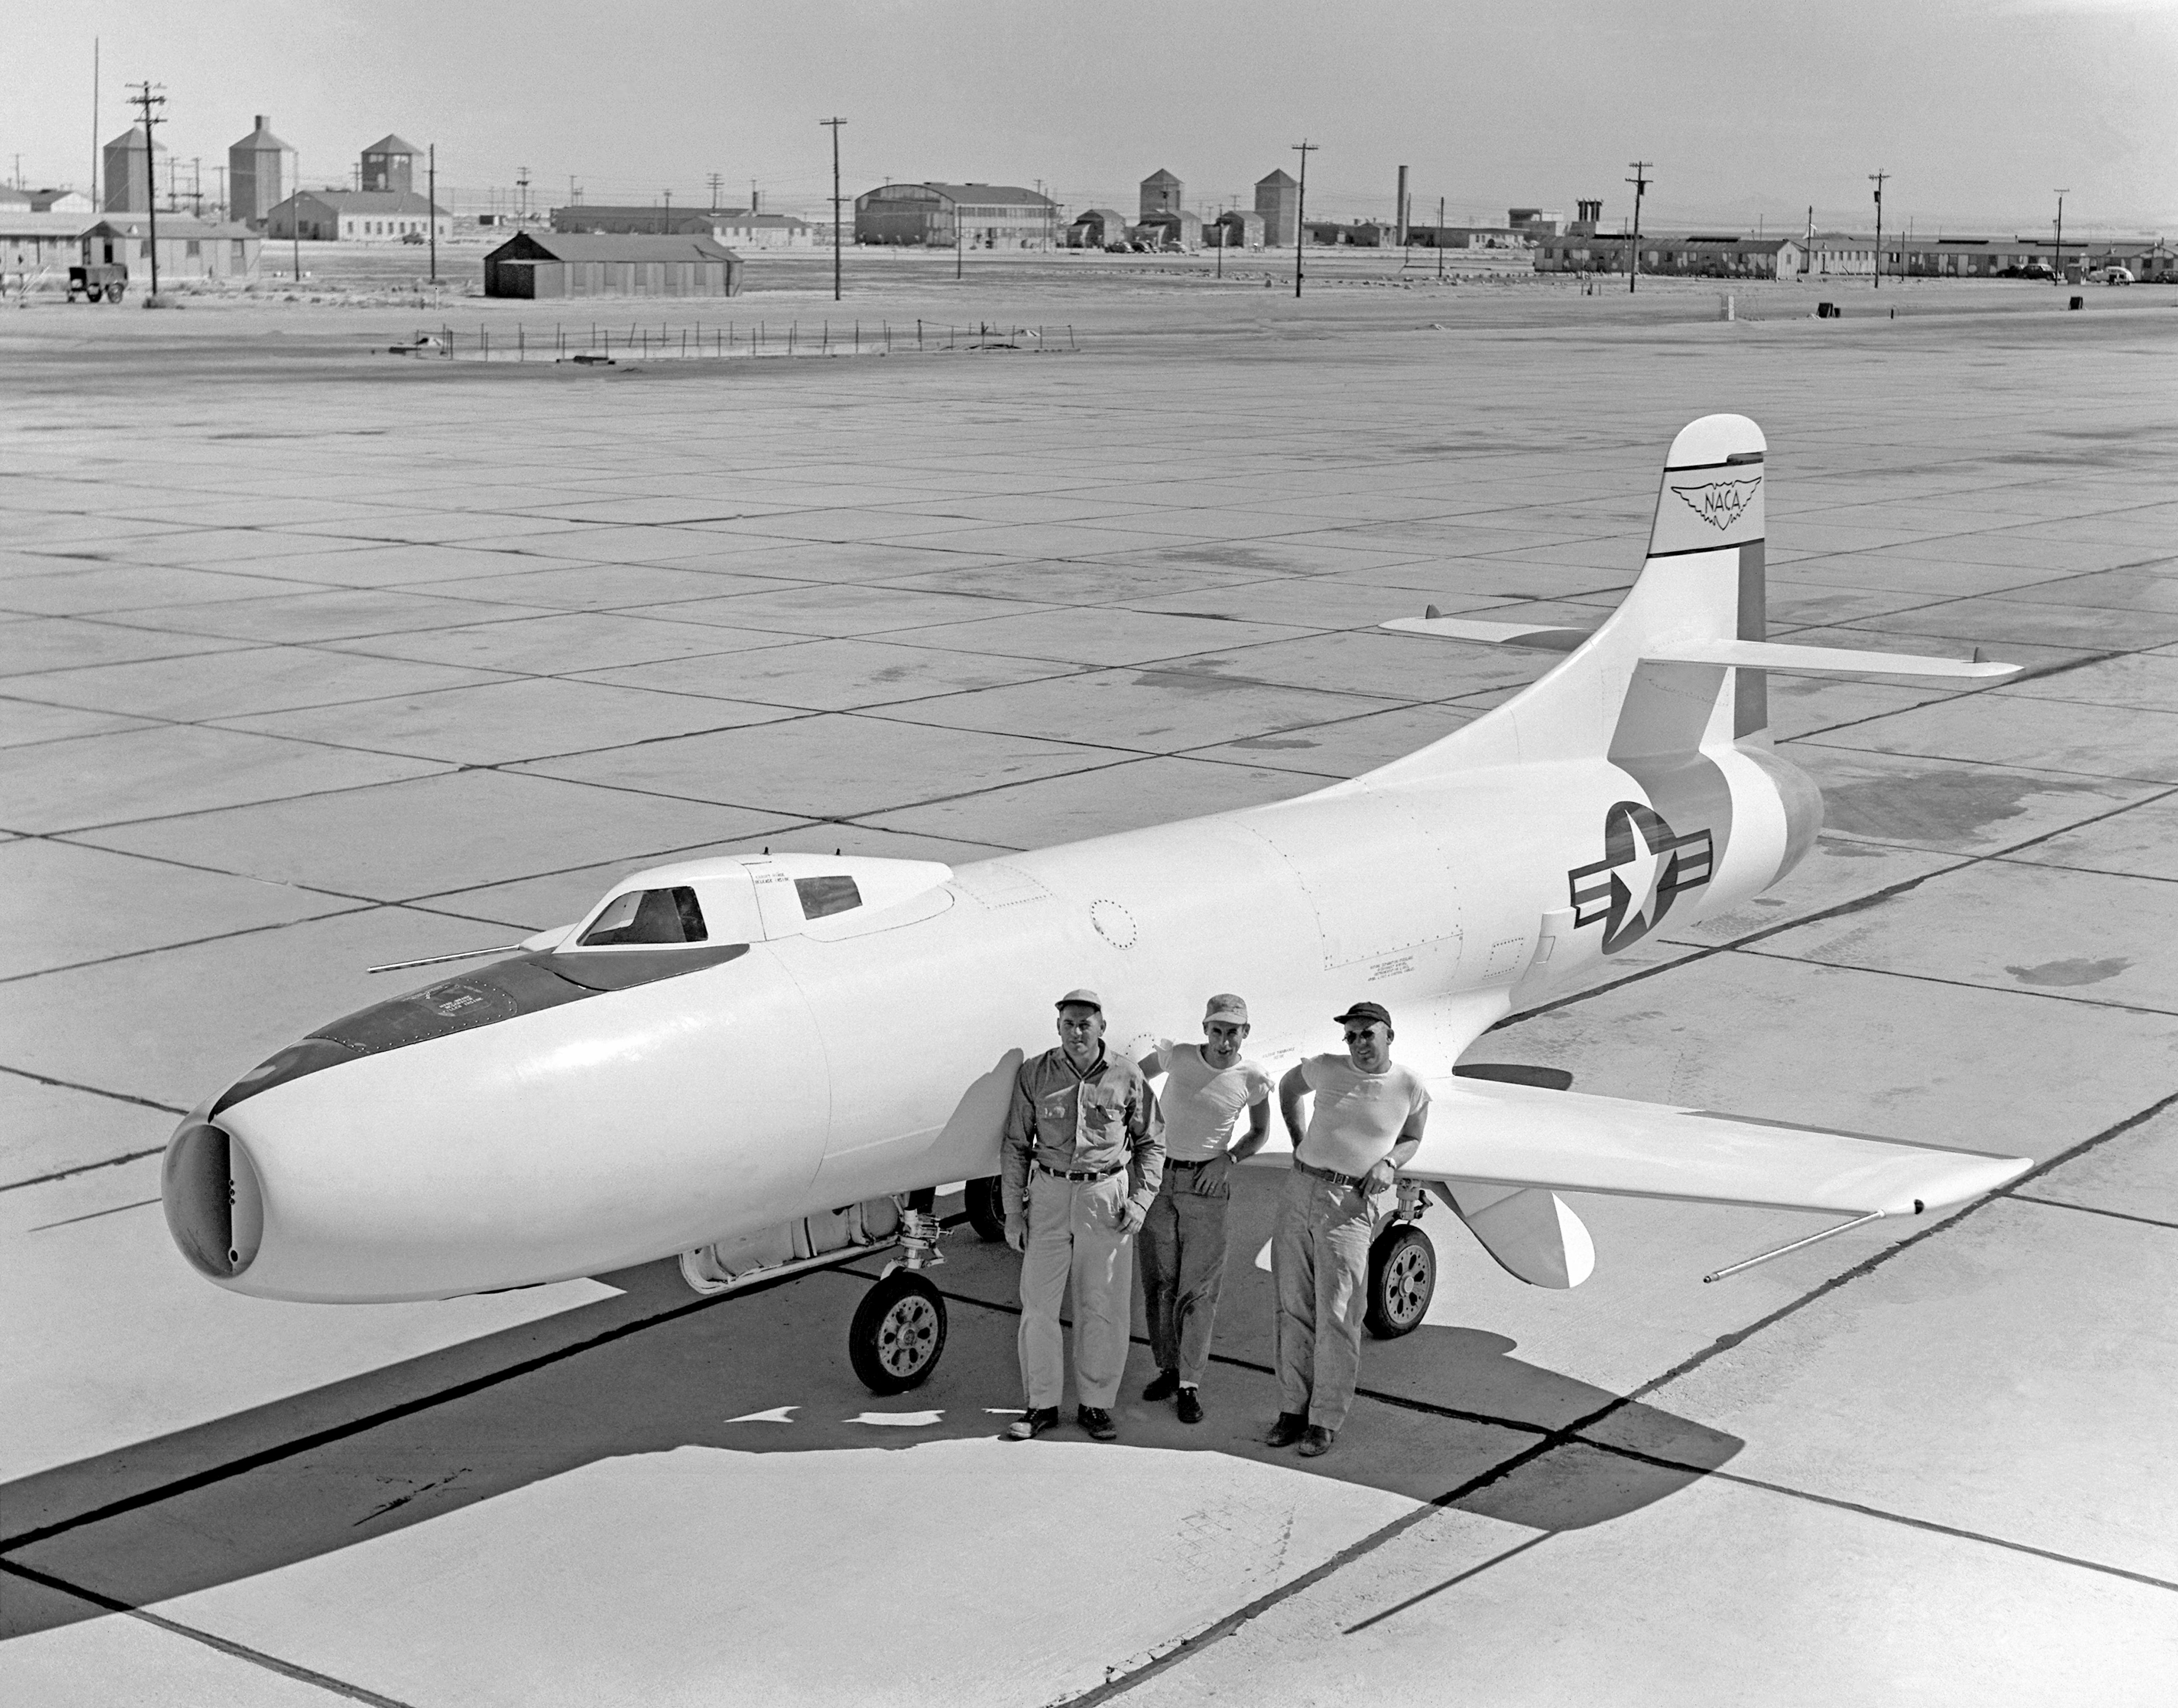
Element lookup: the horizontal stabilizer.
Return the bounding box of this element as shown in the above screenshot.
[1383,614,1595,652]
[1401,1075,2029,1217]
[1642,638,2019,680]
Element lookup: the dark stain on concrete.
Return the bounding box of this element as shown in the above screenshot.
[2006,956,2132,987]
[1131,667,1264,696]
[1819,768,2103,843]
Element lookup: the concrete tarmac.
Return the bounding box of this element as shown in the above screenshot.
[3,281,2174,1705]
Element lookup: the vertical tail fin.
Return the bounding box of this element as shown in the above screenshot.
[1368,413,1770,779]
[1369,412,2005,790]
[1629,412,1771,740]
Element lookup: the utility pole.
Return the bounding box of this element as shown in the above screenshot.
[821,116,846,301]
[1292,138,1317,298]
[1868,169,1887,288]
[129,80,164,298]
[707,172,721,213]
[2053,189,2068,284]
[292,150,301,281]
[662,187,671,234]
[1626,161,1651,293]
[1438,195,1446,281]
[517,165,531,224]
[428,144,437,283]
[90,37,100,212]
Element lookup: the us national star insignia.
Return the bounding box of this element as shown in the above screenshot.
[1670,476,1762,532]
[1568,801,1715,954]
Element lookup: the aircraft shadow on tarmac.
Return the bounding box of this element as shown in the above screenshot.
[0,1179,1739,1642]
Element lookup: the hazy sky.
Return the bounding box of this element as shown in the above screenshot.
[10,0,2175,232]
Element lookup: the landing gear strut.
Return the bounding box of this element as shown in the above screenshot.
[847,1187,951,1393]
[1364,1182,1437,1339]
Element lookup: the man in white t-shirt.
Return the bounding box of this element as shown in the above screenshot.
[1135,994,1274,1425]
[1267,1000,1430,1458]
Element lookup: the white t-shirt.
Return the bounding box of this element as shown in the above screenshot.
[1295,1053,1430,1177]
[1156,1043,1273,1162]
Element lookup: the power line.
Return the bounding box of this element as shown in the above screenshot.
[127,80,165,299]
[1626,161,1651,294]
[820,117,846,301]
[1869,169,1888,289]
[1292,139,1317,298]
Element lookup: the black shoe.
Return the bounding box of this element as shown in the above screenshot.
[1265,1410,1308,1448]
[1177,1387,1204,1426]
[1299,1424,1336,1458]
[1142,1367,1181,1403]
[1005,1407,1060,1441]
[1078,1405,1118,1442]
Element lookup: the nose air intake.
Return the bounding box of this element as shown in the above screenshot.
[163,1121,264,1279]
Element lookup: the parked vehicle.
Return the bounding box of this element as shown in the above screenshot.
[400,231,426,246]
[66,263,128,303]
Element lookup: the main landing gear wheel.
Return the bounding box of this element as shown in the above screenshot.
[963,1175,1007,1242]
[1364,1224,1435,1339]
[849,1269,948,1394]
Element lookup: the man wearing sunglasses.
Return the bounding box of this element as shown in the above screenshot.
[1135,994,1274,1425]
[1266,1000,1430,1458]
[1000,989,1165,1443]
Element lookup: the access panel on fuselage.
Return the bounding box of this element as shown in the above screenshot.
[1242,793,1463,977]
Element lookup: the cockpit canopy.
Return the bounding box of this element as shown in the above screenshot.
[542,854,954,956]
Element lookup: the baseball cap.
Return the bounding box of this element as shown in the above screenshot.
[1203,994,1249,1025]
[1332,1000,1392,1030]
[1056,989,1103,1013]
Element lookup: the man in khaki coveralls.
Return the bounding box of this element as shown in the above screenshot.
[1001,989,1164,1442]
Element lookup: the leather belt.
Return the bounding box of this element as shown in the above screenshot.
[1164,1156,1214,1170]
[1036,1161,1124,1182]
[1294,1157,1369,1190]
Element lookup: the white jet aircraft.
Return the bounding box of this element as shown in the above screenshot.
[163,414,2034,1392]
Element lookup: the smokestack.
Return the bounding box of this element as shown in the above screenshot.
[751,188,760,213]
[1396,164,1408,245]
[255,114,267,131]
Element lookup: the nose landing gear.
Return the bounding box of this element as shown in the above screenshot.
[846,1184,958,1395]
[848,1268,948,1394]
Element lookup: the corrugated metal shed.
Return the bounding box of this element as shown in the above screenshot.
[484,231,744,298]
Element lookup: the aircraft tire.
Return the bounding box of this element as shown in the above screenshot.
[963,1175,1007,1242]
[1364,1224,1434,1339]
[849,1270,948,1394]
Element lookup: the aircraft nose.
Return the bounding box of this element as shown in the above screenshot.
[163,1117,265,1280]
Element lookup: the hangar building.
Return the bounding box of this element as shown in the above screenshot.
[854,183,1057,249]
[483,231,744,298]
